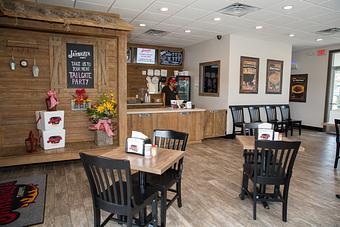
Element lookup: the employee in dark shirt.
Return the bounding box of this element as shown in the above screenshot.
[162,77,179,107]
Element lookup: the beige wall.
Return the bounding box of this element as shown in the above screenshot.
[185,34,292,134]
[184,35,230,110]
[291,44,340,128]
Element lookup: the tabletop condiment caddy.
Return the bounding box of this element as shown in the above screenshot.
[126,131,158,157]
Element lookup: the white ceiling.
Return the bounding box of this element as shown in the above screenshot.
[34,0,340,50]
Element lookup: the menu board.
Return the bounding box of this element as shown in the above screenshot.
[160,50,183,66]
[136,48,156,64]
[67,43,94,88]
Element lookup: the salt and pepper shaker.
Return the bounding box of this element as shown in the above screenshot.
[151,144,158,156]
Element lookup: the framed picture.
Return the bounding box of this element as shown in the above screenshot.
[199,61,220,96]
[126,137,145,156]
[289,74,308,102]
[266,59,283,94]
[240,56,259,93]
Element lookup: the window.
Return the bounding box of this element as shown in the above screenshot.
[199,61,220,96]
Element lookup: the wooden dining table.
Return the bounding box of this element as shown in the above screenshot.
[236,135,305,152]
[101,147,185,225]
[236,135,304,209]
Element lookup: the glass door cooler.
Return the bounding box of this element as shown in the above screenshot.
[176,76,191,101]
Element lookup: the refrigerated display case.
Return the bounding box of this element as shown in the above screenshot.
[176,76,191,101]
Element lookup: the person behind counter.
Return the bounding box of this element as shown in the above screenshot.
[162,77,179,107]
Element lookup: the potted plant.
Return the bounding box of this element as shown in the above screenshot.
[87,92,117,146]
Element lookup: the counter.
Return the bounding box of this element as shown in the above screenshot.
[127,107,206,114]
[127,103,163,109]
[127,108,206,143]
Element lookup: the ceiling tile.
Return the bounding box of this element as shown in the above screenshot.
[189,0,234,11]
[164,16,195,26]
[38,0,74,7]
[77,0,113,7]
[145,1,185,16]
[308,11,340,23]
[152,23,183,32]
[242,9,281,22]
[266,0,315,15]
[321,0,340,11]
[134,11,169,22]
[113,0,155,11]
[157,0,196,6]
[173,7,211,20]
[75,1,110,12]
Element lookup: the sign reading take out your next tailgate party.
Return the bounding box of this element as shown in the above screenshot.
[67,43,94,88]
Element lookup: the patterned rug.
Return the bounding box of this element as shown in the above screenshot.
[0,174,47,226]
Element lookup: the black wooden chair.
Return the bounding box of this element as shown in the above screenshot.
[265,105,288,136]
[240,140,301,222]
[230,106,245,135]
[248,106,262,123]
[243,122,261,136]
[334,119,340,168]
[80,153,158,227]
[146,130,189,227]
[279,105,302,136]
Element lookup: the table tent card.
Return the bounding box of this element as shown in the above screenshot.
[257,123,274,140]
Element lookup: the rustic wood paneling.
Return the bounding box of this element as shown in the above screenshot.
[127,44,183,98]
[0,26,126,155]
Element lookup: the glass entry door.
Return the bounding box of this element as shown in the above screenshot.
[326,51,340,122]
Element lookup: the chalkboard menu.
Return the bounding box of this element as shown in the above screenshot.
[160,50,183,66]
[67,43,94,88]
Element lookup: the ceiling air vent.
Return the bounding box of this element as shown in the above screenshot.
[144,29,169,36]
[316,27,340,35]
[218,3,261,17]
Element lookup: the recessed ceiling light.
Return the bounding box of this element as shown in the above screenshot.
[213,17,221,21]
[316,38,323,42]
[160,7,168,12]
[283,5,293,10]
[255,25,263,29]
[139,23,146,27]
[184,29,191,33]
[289,33,295,37]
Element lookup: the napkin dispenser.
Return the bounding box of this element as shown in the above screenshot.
[125,137,152,156]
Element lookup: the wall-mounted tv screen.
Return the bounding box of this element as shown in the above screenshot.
[136,48,156,64]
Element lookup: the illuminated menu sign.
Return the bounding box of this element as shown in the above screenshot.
[136,48,156,64]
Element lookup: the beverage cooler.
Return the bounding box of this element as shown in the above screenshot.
[176,76,191,101]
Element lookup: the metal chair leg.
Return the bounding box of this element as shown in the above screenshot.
[334,143,340,168]
[176,180,182,207]
[93,207,100,227]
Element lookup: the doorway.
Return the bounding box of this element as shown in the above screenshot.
[325,50,340,123]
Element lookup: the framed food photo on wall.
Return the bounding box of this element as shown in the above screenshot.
[289,74,308,102]
[240,56,259,93]
[266,59,283,94]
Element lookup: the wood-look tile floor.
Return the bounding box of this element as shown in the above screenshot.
[1,130,340,227]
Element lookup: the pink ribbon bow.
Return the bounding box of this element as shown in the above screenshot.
[94,119,113,137]
[47,90,59,109]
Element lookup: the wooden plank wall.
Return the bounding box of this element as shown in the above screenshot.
[127,44,183,98]
[0,28,119,152]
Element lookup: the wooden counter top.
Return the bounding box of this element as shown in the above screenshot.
[127,107,206,114]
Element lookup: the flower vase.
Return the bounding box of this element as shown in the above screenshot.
[95,130,113,146]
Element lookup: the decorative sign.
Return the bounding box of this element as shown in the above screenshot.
[266,59,283,94]
[289,74,308,102]
[240,56,259,94]
[160,50,183,66]
[136,48,156,64]
[67,43,94,88]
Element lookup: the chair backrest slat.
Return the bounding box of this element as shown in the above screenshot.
[279,105,291,121]
[254,141,300,181]
[230,106,244,124]
[265,105,278,122]
[248,106,261,122]
[80,153,132,209]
